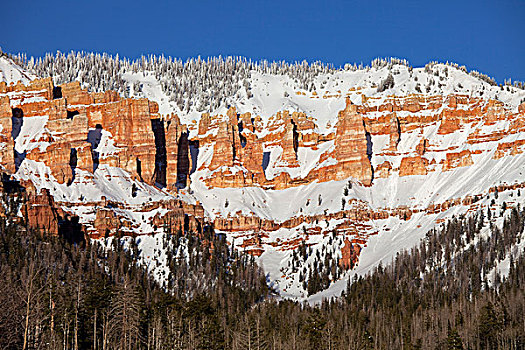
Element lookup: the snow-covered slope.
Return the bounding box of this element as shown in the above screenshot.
[2,53,525,302]
[0,55,36,84]
[111,58,525,300]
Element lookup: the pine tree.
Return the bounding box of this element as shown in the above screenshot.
[477,302,501,350]
[446,325,464,350]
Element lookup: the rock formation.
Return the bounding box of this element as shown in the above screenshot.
[2,57,525,300]
[333,98,374,185]
[399,156,429,176]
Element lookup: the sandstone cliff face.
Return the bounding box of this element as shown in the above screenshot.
[0,96,14,173]
[21,183,84,240]
[339,239,362,269]
[164,113,184,190]
[199,98,375,189]
[20,186,58,234]
[0,78,166,185]
[399,156,429,176]
[188,92,525,189]
[209,112,238,171]
[279,111,300,167]
[0,77,207,238]
[333,98,373,186]
[442,150,473,171]
[3,77,524,238]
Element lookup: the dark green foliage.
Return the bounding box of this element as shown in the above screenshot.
[447,325,464,350]
[0,187,266,350]
[477,302,502,349]
[1,184,525,349]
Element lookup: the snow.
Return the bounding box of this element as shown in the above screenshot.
[0,56,36,84]
[92,129,120,158]
[14,115,49,153]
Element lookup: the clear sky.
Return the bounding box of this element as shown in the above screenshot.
[3,0,524,82]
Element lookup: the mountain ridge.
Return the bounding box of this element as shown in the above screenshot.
[1,51,525,301]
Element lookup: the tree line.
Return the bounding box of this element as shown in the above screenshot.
[1,179,524,349]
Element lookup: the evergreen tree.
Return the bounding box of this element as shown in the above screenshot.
[447,325,464,350]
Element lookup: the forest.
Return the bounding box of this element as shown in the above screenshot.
[1,176,524,349]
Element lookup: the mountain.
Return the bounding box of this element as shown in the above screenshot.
[1,51,525,302]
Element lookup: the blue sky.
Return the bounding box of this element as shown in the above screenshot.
[3,0,524,82]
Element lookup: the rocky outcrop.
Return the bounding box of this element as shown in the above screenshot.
[0,78,212,239]
[93,208,121,238]
[416,138,428,156]
[279,112,299,167]
[443,150,474,171]
[333,98,373,185]
[0,78,167,186]
[438,113,461,134]
[87,197,205,238]
[339,239,362,269]
[198,99,377,188]
[0,96,14,173]
[22,185,84,241]
[399,156,429,176]
[24,188,60,235]
[375,161,392,178]
[494,139,525,159]
[170,92,524,192]
[0,77,54,100]
[61,81,94,105]
[2,77,522,192]
[165,114,184,190]
[209,110,239,171]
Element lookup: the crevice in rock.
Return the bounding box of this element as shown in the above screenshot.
[11,108,25,170]
[231,125,238,162]
[68,148,77,186]
[183,214,189,233]
[67,110,79,119]
[151,118,167,187]
[291,119,299,159]
[364,121,374,183]
[365,132,373,161]
[238,121,247,148]
[136,157,143,181]
[87,124,102,172]
[11,108,23,139]
[262,151,271,172]
[189,140,199,175]
[53,86,62,99]
[394,116,401,145]
[14,151,26,171]
[176,132,189,189]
